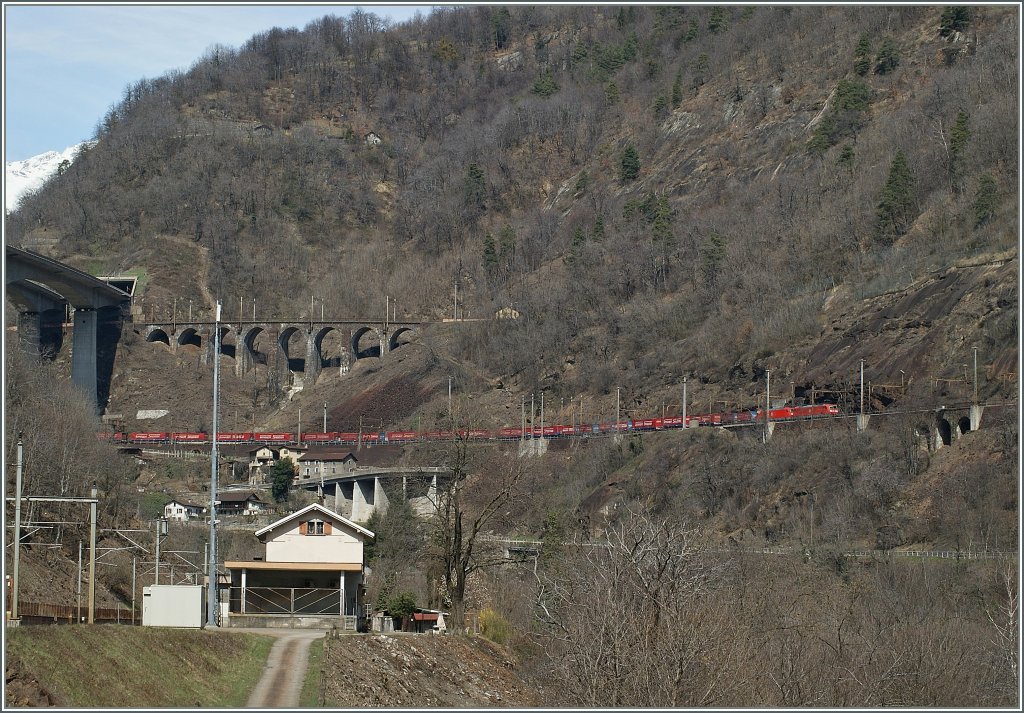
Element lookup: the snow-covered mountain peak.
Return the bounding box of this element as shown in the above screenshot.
[5,142,94,214]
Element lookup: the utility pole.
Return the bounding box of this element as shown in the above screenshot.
[132,556,137,625]
[540,392,545,438]
[764,370,771,444]
[154,518,167,585]
[11,435,23,622]
[448,377,453,414]
[454,280,458,321]
[298,406,302,443]
[616,387,621,432]
[323,401,328,431]
[682,377,688,427]
[860,359,865,414]
[973,347,979,404]
[521,396,525,439]
[88,486,97,624]
[77,541,83,622]
[207,301,222,628]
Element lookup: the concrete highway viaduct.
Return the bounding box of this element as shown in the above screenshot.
[5,245,132,412]
[290,467,452,521]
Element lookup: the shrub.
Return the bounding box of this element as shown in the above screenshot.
[479,608,513,645]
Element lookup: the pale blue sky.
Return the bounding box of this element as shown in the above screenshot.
[3,3,435,161]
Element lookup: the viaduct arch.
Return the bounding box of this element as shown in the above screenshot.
[142,319,419,390]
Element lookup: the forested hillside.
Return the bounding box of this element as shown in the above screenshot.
[4,6,1019,707]
[8,6,1016,404]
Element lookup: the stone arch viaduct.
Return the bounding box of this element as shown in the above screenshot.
[143,319,422,387]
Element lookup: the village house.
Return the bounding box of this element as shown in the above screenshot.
[295,448,359,480]
[163,498,206,522]
[217,490,271,517]
[223,503,374,630]
[248,444,306,485]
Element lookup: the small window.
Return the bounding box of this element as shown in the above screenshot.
[306,519,325,535]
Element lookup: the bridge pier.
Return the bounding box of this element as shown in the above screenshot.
[373,477,390,517]
[970,404,984,432]
[305,334,321,386]
[518,438,548,457]
[71,308,99,411]
[856,414,871,432]
[352,479,374,522]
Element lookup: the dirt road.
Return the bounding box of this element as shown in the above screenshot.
[242,629,326,708]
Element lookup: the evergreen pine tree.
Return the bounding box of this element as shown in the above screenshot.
[854,35,872,75]
[464,163,486,214]
[651,196,676,250]
[702,233,726,287]
[270,457,294,503]
[948,110,971,192]
[532,71,560,97]
[574,170,590,196]
[491,7,512,49]
[565,226,587,266]
[837,144,855,170]
[939,7,972,37]
[671,74,683,108]
[875,37,900,74]
[973,174,998,227]
[619,145,641,182]
[708,6,729,34]
[653,93,669,119]
[482,233,498,278]
[875,150,916,243]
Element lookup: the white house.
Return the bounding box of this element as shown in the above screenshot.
[163,499,206,522]
[295,448,359,480]
[223,503,374,627]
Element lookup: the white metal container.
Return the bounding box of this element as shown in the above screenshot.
[141,585,207,628]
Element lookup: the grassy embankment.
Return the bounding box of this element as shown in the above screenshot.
[299,637,330,707]
[5,625,274,707]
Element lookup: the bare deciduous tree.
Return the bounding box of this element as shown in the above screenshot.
[533,510,735,706]
[427,423,525,629]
